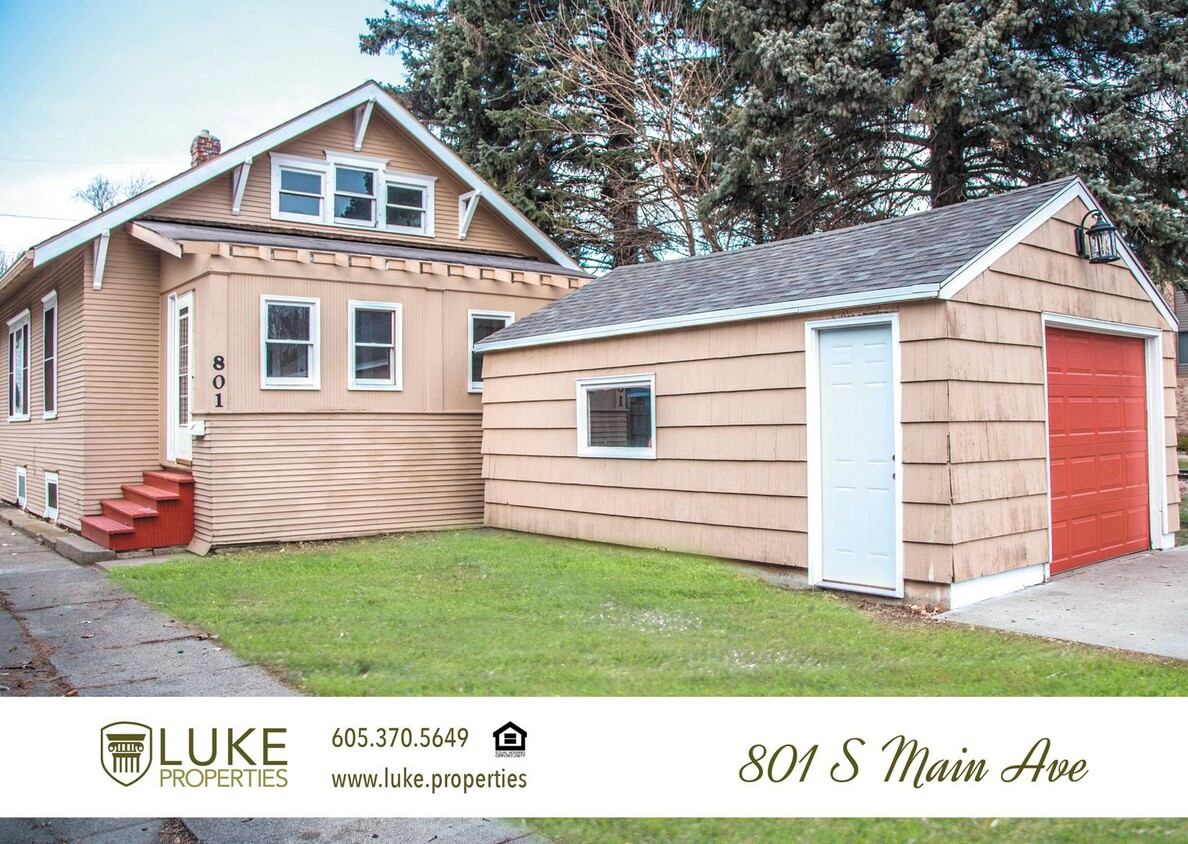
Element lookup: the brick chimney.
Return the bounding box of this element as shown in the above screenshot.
[190,129,221,167]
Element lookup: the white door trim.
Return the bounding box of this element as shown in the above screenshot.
[1040,313,1172,579]
[166,291,195,463]
[805,312,904,597]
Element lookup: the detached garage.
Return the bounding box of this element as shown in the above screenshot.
[476,177,1179,608]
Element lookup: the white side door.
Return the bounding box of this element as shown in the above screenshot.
[817,322,898,593]
[167,292,194,462]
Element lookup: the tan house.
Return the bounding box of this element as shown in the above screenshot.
[477,178,1179,608]
[0,82,588,552]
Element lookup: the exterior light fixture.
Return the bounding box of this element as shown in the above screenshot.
[1074,210,1121,264]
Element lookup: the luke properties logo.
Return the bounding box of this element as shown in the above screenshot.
[100,722,153,787]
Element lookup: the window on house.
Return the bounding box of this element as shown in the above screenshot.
[261,297,319,389]
[334,166,376,224]
[15,466,26,509]
[7,309,30,421]
[277,166,325,220]
[385,182,428,233]
[42,291,57,418]
[349,301,401,390]
[1179,331,1188,373]
[44,471,59,520]
[468,311,514,393]
[577,374,656,459]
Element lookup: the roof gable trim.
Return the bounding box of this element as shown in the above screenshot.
[30,82,579,271]
[476,283,940,352]
[938,178,1175,329]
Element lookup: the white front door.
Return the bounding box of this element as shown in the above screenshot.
[816,321,899,594]
[168,292,194,462]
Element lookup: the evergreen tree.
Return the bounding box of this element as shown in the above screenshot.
[710,0,1188,281]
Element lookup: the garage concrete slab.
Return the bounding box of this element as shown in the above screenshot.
[942,548,1188,661]
[185,816,544,844]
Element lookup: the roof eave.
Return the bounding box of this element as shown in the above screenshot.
[477,283,943,352]
[0,252,33,298]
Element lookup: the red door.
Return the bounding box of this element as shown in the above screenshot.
[1046,328,1149,573]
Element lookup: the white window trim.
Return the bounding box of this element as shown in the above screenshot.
[41,290,57,419]
[575,373,657,460]
[270,153,329,224]
[330,159,380,228]
[468,310,515,393]
[43,471,59,520]
[269,152,437,238]
[15,466,27,509]
[260,295,321,390]
[7,308,30,422]
[348,300,402,391]
[383,170,436,238]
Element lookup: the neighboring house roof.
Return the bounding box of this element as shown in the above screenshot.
[0,80,580,296]
[480,176,1174,351]
[133,220,592,278]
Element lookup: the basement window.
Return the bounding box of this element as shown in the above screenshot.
[15,466,26,509]
[576,374,656,459]
[261,296,320,390]
[468,311,514,393]
[348,301,401,390]
[44,471,58,520]
[7,309,30,421]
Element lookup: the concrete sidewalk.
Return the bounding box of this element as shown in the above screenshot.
[0,514,545,844]
[942,547,1188,661]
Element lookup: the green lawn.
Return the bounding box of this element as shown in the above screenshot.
[530,818,1188,843]
[111,528,1187,696]
[1177,496,1188,547]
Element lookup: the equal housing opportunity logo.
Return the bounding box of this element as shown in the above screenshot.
[99,721,289,788]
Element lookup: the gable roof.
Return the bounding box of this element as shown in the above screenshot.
[8,80,580,279]
[479,176,1174,351]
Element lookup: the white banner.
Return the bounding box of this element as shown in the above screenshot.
[0,697,1182,817]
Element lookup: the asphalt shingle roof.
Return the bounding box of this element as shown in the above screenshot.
[487,177,1079,346]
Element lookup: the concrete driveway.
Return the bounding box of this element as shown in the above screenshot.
[942,547,1188,661]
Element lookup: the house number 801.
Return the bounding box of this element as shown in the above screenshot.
[212,355,226,408]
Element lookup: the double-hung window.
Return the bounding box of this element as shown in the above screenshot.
[576,374,656,459]
[7,309,30,421]
[44,471,59,520]
[468,311,514,393]
[41,290,57,418]
[333,165,376,225]
[383,175,434,236]
[274,160,327,222]
[261,296,319,389]
[349,301,401,390]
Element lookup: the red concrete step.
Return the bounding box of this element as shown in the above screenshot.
[101,498,157,526]
[80,515,140,551]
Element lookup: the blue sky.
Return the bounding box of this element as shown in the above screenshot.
[0,0,404,253]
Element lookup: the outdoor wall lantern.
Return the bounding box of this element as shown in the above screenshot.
[1074,210,1121,264]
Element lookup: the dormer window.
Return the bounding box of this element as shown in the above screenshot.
[270,152,434,236]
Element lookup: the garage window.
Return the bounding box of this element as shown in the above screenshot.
[576,374,655,459]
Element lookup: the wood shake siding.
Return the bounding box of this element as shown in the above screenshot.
[0,253,85,528]
[191,412,483,545]
[153,111,544,260]
[482,306,955,583]
[81,230,162,514]
[946,197,1178,581]
[482,195,1178,588]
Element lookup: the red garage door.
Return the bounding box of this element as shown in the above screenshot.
[1046,328,1149,573]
